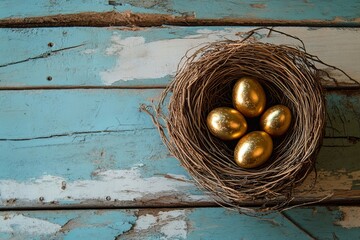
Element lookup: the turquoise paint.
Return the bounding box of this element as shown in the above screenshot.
[0,130,190,182]
[0,89,358,207]
[0,27,116,87]
[0,1,358,237]
[1,207,359,239]
[0,26,240,87]
[0,0,359,24]
[2,210,136,240]
[58,211,136,240]
[0,90,358,139]
[187,207,360,240]
[172,0,360,20]
[0,89,158,139]
[286,207,360,239]
[1,27,359,88]
[0,0,159,19]
[187,208,305,240]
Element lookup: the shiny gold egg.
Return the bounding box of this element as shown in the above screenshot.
[260,105,292,137]
[232,77,266,118]
[206,107,248,141]
[234,131,273,169]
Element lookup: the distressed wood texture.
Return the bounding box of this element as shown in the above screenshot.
[0,0,360,26]
[0,27,359,88]
[1,207,360,240]
[0,89,359,208]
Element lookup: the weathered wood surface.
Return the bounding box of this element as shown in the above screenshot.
[0,0,360,27]
[1,0,359,238]
[0,207,359,240]
[0,27,359,88]
[0,89,358,208]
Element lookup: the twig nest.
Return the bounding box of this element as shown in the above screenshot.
[142,28,356,213]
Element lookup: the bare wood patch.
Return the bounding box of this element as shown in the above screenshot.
[335,207,360,228]
[0,11,359,28]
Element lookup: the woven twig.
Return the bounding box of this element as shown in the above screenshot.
[141,28,358,214]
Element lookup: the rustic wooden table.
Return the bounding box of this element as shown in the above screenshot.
[0,1,359,239]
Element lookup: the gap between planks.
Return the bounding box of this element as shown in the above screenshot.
[1,201,360,212]
[1,11,360,28]
[0,85,359,91]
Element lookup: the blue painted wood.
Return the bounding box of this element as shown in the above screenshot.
[285,207,360,240]
[0,89,358,208]
[0,209,137,240]
[0,27,359,87]
[0,207,359,239]
[0,90,358,140]
[0,0,359,25]
[0,0,358,237]
[0,89,156,139]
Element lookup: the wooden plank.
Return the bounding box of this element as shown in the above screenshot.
[0,89,358,208]
[0,0,359,26]
[0,207,359,240]
[0,89,358,139]
[0,27,359,88]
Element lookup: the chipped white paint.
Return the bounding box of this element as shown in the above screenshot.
[135,210,188,239]
[100,27,360,85]
[335,207,360,229]
[0,168,356,204]
[0,214,61,235]
[100,28,243,85]
[82,48,97,54]
[135,214,157,231]
[296,170,360,197]
[0,166,209,203]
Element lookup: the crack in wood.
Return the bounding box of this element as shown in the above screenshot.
[0,135,355,142]
[0,11,359,28]
[0,44,85,68]
[280,212,317,240]
[0,128,155,141]
[0,84,358,91]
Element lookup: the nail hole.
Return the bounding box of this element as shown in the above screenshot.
[61,181,67,190]
[106,196,111,201]
[48,42,54,47]
[39,197,44,202]
[47,76,53,81]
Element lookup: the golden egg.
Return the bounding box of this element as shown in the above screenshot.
[234,131,273,169]
[232,77,266,118]
[206,107,247,141]
[260,105,292,137]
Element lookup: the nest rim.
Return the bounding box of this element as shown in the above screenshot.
[142,28,357,213]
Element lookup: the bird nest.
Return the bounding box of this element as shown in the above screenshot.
[142,28,356,213]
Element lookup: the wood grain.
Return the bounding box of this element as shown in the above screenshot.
[0,89,358,208]
[0,0,360,26]
[1,0,359,237]
[0,27,359,88]
[0,207,359,240]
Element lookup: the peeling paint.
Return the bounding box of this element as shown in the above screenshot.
[296,170,360,197]
[99,27,360,86]
[335,207,360,228]
[0,166,208,203]
[134,210,188,239]
[250,4,266,9]
[0,214,61,235]
[82,48,97,54]
[1,11,359,29]
[99,28,244,85]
